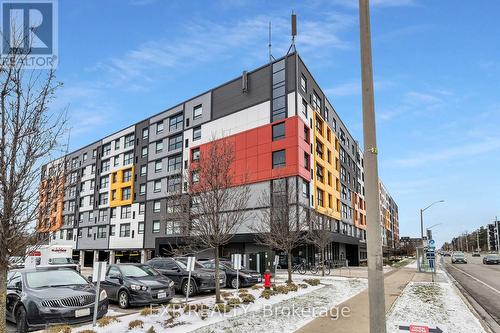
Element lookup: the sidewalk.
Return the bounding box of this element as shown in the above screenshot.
[295,266,416,333]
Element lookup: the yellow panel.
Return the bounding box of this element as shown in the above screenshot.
[109,165,134,207]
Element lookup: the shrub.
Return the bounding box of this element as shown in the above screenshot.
[251,284,263,290]
[145,326,156,333]
[287,283,298,292]
[226,297,241,307]
[47,325,71,333]
[77,330,96,333]
[97,316,120,327]
[140,307,159,316]
[239,288,249,293]
[273,285,290,294]
[128,319,144,330]
[221,291,232,298]
[303,278,320,286]
[168,310,181,318]
[213,303,232,313]
[168,303,184,310]
[240,293,256,304]
[260,289,277,299]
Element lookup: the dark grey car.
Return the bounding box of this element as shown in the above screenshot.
[6,267,108,332]
[100,264,175,309]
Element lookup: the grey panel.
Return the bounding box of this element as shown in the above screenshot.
[184,92,211,130]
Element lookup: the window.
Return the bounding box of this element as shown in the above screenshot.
[123,169,132,182]
[169,113,183,131]
[139,203,145,215]
[101,160,110,172]
[156,121,164,134]
[102,143,111,156]
[167,175,181,192]
[302,99,307,117]
[91,164,96,174]
[302,181,310,198]
[121,205,131,219]
[153,200,161,213]
[123,152,133,165]
[83,152,88,162]
[138,222,145,234]
[110,225,115,236]
[272,150,286,168]
[317,188,324,207]
[304,126,310,143]
[124,134,134,148]
[100,176,109,189]
[142,128,149,139]
[98,209,107,222]
[272,122,285,141]
[122,187,131,200]
[312,91,321,110]
[155,160,162,173]
[332,118,337,131]
[154,180,161,193]
[110,207,116,218]
[168,134,182,151]
[97,226,106,239]
[304,153,309,169]
[87,227,92,238]
[191,170,199,183]
[193,126,201,141]
[155,140,163,153]
[139,184,146,195]
[113,156,119,167]
[168,155,182,171]
[141,146,148,157]
[92,149,97,158]
[191,148,200,161]
[140,165,147,176]
[152,221,160,233]
[99,193,108,205]
[324,107,329,120]
[316,164,324,182]
[300,74,307,92]
[316,140,323,158]
[114,139,120,150]
[316,118,323,134]
[120,223,130,237]
[193,104,202,120]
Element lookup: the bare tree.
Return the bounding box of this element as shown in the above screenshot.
[0,28,65,331]
[305,210,332,276]
[251,177,309,284]
[179,136,250,303]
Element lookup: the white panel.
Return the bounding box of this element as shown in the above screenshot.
[108,203,144,249]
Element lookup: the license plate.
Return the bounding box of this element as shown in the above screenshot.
[75,308,90,318]
[257,277,261,282]
[157,292,167,299]
[220,279,224,283]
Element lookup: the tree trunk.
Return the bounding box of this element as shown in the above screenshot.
[0,265,7,333]
[214,247,221,303]
[287,250,292,284]
[321,248,325,277]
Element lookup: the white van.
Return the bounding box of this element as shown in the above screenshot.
[25,245,80,272]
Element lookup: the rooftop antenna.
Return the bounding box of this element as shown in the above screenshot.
[287,11,297,55]
[268,21,275,63]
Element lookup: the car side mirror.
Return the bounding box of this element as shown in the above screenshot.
[87,276,93,282]
[14,281,22,290]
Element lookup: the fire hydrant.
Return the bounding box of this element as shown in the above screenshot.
[264,269,271,289]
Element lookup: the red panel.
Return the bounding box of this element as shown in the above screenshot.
[191,116,311,187]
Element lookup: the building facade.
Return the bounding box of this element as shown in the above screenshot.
[38,53,399,269]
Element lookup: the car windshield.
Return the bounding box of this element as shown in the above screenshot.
[119,265,158,277]
[454,253,465,258]
[175,259,204,270]
[50,258,74,264]
[26,270,88,288]
[488,255,500,259]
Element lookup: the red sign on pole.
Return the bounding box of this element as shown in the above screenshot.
[409,325,430,333]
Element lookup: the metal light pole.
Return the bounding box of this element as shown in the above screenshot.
[359,1,386,332]
[420,200,444,244]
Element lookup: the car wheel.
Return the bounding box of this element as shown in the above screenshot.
[230,277,239,289]
[182,279,196,296]
[118,290,130,309]
[16,306,29,333]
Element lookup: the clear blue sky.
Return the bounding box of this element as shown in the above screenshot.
[54,0,500,247]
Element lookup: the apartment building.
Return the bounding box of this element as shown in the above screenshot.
[379,181,399,249]
[38,52,398,269]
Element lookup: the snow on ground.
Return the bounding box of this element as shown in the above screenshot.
[386,270,485,333]
[406,260,418,269]
[72,276,366,333]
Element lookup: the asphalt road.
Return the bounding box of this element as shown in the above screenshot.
[444,254,500,332]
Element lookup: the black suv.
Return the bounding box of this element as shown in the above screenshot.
[146,257,226,296]
[202,260,262,288]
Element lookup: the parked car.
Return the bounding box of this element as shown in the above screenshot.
[6,267,108,333]
[202,260,262,288]
[451,252,467,264]
[100,264,175,309]
[472,251,481,257]
[483,254,500,265]
[146,257,226,296]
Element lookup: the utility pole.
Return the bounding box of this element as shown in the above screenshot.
[465,232,469,252]
[476,231,480,251]
[359,1,386,332]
